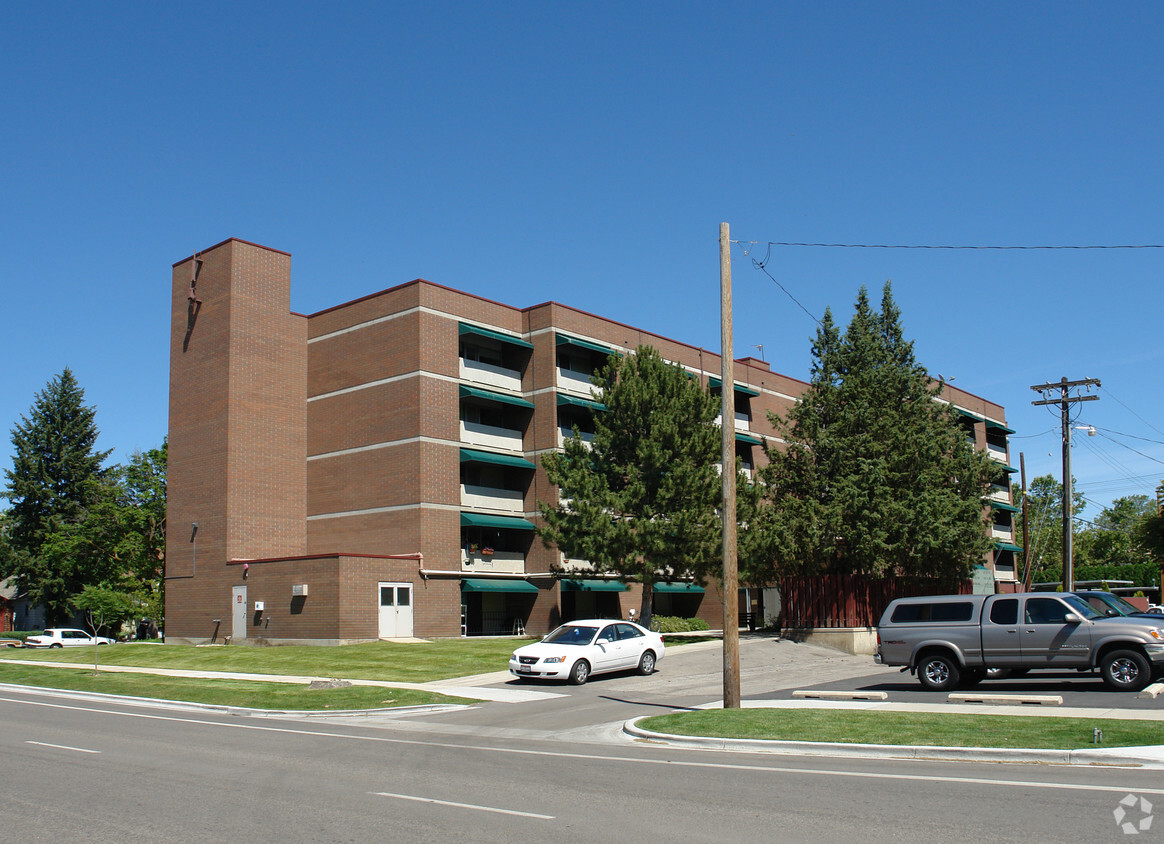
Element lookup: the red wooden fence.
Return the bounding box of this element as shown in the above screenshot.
[777,573,971,628]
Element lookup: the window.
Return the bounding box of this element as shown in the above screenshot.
[615,623,644,640]
[1025,598,1069,625]
[890,602,973,623]
[989,598,1018,625]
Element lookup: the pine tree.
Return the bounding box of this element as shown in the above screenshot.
[754,283,996,586]
[538,345,722,629]
[2,368,111,623]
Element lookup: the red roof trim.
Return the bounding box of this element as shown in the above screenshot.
[172,237,291,268]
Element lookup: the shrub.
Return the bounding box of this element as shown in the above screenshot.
[650,616,711,633]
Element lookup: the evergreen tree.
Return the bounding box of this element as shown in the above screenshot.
[538,345,722,629]
[754,283,996,586]
[2,368,111,624]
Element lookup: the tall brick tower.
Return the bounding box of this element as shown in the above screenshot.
[165,239,307,639]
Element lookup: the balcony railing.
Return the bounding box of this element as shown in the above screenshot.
[714,413,752,431]
[460,359,523,392]
[462,549,525,574]
[461,421,523,452]
[557,427,595,448]
[461,484,524,513]
[986,442,1009,461]
[557,367,595,393]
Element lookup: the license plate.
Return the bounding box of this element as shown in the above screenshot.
[516,667,535,674]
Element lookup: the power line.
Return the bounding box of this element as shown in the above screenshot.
[744,241,1164,250]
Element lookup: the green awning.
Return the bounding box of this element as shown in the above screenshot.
[652,582,705,594]
[994,542,1023,553]
[999,464,1018,474]
[985,420,1016,434]
[461,578,539,593]
[458,385,535,409]
[459,448,536,470]
[988,501,1020,513]
[560,579,630,592]
[460,512,537,531]
[458,322,533,350]
[956,408,984,421]
[556,333,619,357]
[556,393,606,412]
[708,377,761,398]
[735,431,762,445]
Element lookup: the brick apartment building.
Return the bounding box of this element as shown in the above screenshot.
[165,238,1018,644]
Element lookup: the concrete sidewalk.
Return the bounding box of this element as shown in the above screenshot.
[0,657,557,703]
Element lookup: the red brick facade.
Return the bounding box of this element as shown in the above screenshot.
[166,238,1015,643]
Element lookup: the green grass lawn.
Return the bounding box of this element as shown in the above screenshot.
[639,708,1163,750]
[0,663,474,710]
[1,638,524,682]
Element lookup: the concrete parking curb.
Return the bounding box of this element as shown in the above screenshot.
[622,716,1164,769]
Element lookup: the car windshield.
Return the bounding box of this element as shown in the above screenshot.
[1060,594,1104,620]
[1096,593,1143,615]
[543,625,598,645]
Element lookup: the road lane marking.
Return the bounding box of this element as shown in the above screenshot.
[370,791,553,819]
[26,740,100,754]
[3,695,1163,797]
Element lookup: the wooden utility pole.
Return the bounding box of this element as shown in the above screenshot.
[719,222,740,709]
[1019,453,1031,590]
[1030,377,1100,591]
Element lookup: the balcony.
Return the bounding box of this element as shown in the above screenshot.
[461,420,523,452]
[461,484,524,513]
[991,523,1014,541]
[986,442,1009,462]
[460,358,523,393]
[559,553,596,572]
[557,366,596,394]
[462,549,525,574]
[714,412,752,431]
[557,426,595,449]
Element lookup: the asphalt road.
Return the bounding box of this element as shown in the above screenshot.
[4,636,1163,842]
[3,685,1163,843]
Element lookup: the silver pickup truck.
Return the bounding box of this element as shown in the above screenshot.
[875,592,1164,692]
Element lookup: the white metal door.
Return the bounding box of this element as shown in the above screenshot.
[232,585,247,640]
[378,582,414,638]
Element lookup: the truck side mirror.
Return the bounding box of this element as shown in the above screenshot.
[1064,612,1084,624]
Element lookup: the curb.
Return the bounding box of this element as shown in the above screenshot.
[622,716,1164,768]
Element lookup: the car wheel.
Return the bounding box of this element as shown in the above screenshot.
[917,652,960,692]
[50,643,63,649]
[569,659,591,685]
[637,651,656,675]
[1101,649,1152,692]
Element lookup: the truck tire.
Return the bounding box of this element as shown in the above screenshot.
[917,652,961,692]
[1100,649,1152,692]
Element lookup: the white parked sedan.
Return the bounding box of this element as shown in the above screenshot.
[509,619,665,684]
[24,628,115,648]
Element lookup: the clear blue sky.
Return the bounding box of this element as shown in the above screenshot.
[2,2,1162,520]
